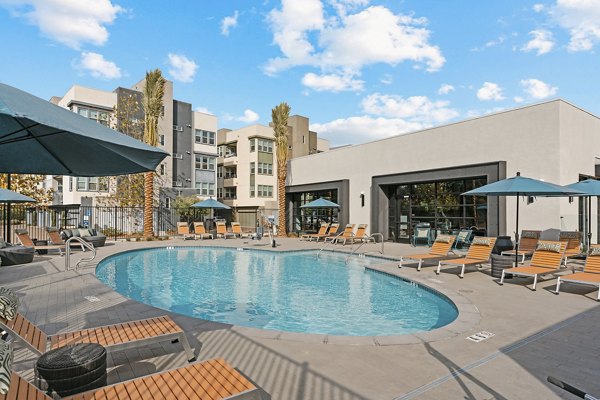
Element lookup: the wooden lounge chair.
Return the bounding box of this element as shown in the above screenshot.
[178,222,195,240]
[15,229,65,255]
[193,222,213,240]
[310,223,340,242]
[339,224,370,245]
[559,231,582,266]
[325,224,355,244]
[501,230,541,263]
[1,358,263,400]
[399,234,456,271]
[0,313,195,362]
[436,236,497,278]
[301,223,329,241]
[216,221,236,239]
[231,222,248,238]
[555,245,600,301]
[46,227,86,252]
[499,240,567,290]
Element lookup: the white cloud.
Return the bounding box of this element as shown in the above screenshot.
[361,93,458,122]
[264,2,444,91]
[302,72,364,92]
[438,83,455,95]
[167,53,198,83]
[514,96,524,103]
[471,35,506,51]
[0,0,123,49]
[379,74,393,85]
[533,3,545,12]
[221,10,239,36]
[477,82,505,101]
[77,51,121,79]
[551,0,600,51]
[520,78,558,99]
[521,29,555,55]
[194,106,212,114]
[237,109,259,123]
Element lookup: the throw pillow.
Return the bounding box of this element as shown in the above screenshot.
[70,229,81,237]
[78,228,92,237]
[435,235,452,243]
[560,231,580,239]
[536,241,562,253]
[0,240,7,249]
[521,231,539,239]
[0,288,19,321]
[589,246,600,256]
[472,237,491,246]
[0,341,12,395]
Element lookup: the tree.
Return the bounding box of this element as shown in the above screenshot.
[173,196,206,222]
[0,174,53,204]
[272,102,291,237]
[141,69,166,238]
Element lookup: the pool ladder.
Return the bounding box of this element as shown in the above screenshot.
[65,237,96,271]
[345,233,384,264]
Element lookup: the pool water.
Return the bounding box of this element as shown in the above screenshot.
[96,247,458,336]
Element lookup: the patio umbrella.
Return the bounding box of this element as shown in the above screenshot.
[0,188,35,240]
[191,197,231,224]
[462,172,584,266]
[0,82,168,176]
[300,198,340,209]
[566,179,600,250]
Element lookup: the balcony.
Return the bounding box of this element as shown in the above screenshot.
[223,177,238,187]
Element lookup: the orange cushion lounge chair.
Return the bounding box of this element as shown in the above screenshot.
[193,222,213,240]
[177,222,195,240]
[399,234,456,271]
[555,245,600,301]
[310,223,340,242]
[559,231,582,266]
[325,224,355,244]
[231,222,248,238]
[338,224,369,245]
[15,229,65,255]
[436,236,497,278]
[0,313,195,362]
[301,223,329,241]
[501,230,541,263]
[216,221,236,239]
[499,240,567,290]
[1,358,263,400]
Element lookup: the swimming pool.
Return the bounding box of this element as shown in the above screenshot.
[96,247,458,336]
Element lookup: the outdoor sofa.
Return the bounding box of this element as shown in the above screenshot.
[61,227,107,247]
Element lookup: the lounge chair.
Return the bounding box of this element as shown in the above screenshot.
[412,225,432,247]
[1,358,263,400]
[310,223,340,242]
[301,223,329,241]
[177,222,195,240]
[436,236,497,278]
[499,240,567,290]
[231,222,248,238]
[46,227,86,251]
[339,224,370,245]
[501,230,541,263]
[559,231,582,266]
[554,245,600,301]
[0,312,195,362]
[325,224,355,244]
[216,221,236,239]
[193,222,213,240]
[399,234,456,271]
[15,229,65,255]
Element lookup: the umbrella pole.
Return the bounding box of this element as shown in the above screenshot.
[589,196,593,250]
[6,174,11,243]
[514,195,519,267]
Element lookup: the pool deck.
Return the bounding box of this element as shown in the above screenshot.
[2,237,599,399]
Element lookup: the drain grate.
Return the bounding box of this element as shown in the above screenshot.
[84,296,101,302]
[466,331,495,343]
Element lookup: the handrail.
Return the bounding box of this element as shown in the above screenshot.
[346,233,384,264]
[317,230,346,258]
[65,237,96,271]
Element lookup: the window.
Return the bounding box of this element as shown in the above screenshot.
[257,139,273,153]
[195,155,215,171]
[69,177,73,192]
[218,146,225,157]
[165,197,170,209]
[257,185,273,197]
[224,187,236,199]
[160,164,166,176]
[78,107,110,126]
[257,162,273,175]
[250,162,255,174]
[302,135,305,144]
[217,188,223,198]
[250,185,255,197]
[224,168,236,179]
[195,129,216,145]
[159,135,165,146]
[249,138,255,152]
[195,182,215,196]
[217,166,223,178]
[75,177,109,192]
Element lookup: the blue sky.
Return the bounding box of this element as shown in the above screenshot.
[1,0,599,146]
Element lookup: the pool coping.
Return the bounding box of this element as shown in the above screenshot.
[93,244,481,346]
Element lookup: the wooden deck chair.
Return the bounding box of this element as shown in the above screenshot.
[193,222,213,240]
[501,230,541,263]
[436,236,497,278]
[555,245,600,301]
[1,358,263,400]
[340,224,370,245]
[216,221,236,239]
[311,223,340,242]
[325,224,355,244]
[399,234,456,271]
[301,223,329,241]
[0,313,195,362]
[46,227,86,252]
[231,222,247,238]
[177,222,195,240]
[15,229,65,255]
[499,240,567,290]
[559,231,582,266]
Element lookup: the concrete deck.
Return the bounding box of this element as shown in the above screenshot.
[1,237,598,399]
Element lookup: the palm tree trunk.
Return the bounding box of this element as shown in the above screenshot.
[143,171,154,237]
[277,163,287,237]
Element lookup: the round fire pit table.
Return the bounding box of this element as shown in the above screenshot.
[36,343,107,397]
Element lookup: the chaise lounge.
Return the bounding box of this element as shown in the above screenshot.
[554,244,600,301]
[399,234,456,271]
[436,236,497,278]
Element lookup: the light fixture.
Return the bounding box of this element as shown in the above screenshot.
[360,191,365,207]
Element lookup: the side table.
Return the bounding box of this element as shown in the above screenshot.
[36,342,107,397]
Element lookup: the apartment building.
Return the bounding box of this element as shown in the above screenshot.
[50,80,218,207]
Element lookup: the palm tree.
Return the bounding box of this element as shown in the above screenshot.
[141,69,165,237]
[272,102,291,237]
